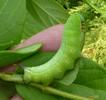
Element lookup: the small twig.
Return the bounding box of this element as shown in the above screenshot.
[31,83,93,100]
[0,73,23,83]
[0,73,94,100]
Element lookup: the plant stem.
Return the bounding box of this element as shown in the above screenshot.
[31,83,93,100]
[0,73,23,83]
[0,73,94,100]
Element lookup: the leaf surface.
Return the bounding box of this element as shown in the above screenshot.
[0,80,16,100]
[0,0,26,45]
[75,57,106,91]
[16,84,58,100]
[23,0,68,39]
[55,83,106,100]
[0,43,42,67]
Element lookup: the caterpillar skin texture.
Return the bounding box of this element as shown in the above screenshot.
[24,13,82,84]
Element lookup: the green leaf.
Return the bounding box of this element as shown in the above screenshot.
[58,64,79,86]
[0,43,42,67]
[0,41,13,50]
[55,83,106,100]
[74,57,106,91]
[0,0,26,45]
[16,84,58,100]
[22,11,45,39]
[56,0,65,6]
[0,80,16,100]
[23,0,68,39]
[21,51,55,67]
[30,0,68,23]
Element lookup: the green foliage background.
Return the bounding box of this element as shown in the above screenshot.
[0,0,106,100]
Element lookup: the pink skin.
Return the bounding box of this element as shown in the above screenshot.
[0,64,18,73]
[14,24,64,51]
[11,95,23,100]
[0,24,64,100]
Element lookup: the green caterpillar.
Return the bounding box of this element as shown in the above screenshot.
[24,13,82,84]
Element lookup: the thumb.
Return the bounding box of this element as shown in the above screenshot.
[14,24,64,51]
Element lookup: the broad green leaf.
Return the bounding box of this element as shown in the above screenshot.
[0,80,16,100]
[0,41,13,50]
[74,57,106,91]
[16,84,58,100]
[56,0,64,6]
[0,0,26,45]
[21,51,55,67]
[29,0,68,24]
[0,43,42,67]
[23,11,45,39]
[58,64,79,86]
[55,83,106,100]
[23,0,68,39]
